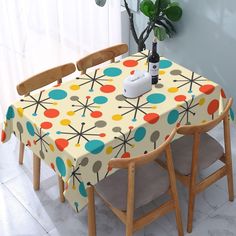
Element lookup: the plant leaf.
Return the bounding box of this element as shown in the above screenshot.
[159,0,170,10]
[140,0,155,18]
[95,0,106,7]
[154,26,167,41]
[165,3,183,22]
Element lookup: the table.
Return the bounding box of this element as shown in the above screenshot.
[1,50,230,212]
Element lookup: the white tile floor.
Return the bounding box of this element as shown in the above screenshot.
[1,124,236,236]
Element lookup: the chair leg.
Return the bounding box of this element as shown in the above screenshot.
[19,142,25,165]
[172,193,184,236]
[58,176,65,203]
[187,188,196,233]
[226,161,234,201]
[87,185,96,236]
[33,154,41,191]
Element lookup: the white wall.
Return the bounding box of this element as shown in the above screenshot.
[129,0,236,110]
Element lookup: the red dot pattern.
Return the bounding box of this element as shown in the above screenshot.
[91,111,102,118]
[175,95,186,102]
[100,85,116,93]
[55,138,69,151]
[123,60,138,67]
[40,122,53,129]
[200,85,215,95]
[44,109,60,118]
[1,130,6,142]
[144,113,159,124]
[207,99,219,115]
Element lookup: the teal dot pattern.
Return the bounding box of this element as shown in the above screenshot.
[147,93,166,104]
[56,156,66,177]
[49,89,67,100]
[167,110,179,124]
[6,106,15,120]
[26,122,35,136]
[103,67,122,77]
[160,60,172,69]
[85,140,105,154]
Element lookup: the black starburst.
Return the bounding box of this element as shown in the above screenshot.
[20,91,55,116]
[171,70,207,93]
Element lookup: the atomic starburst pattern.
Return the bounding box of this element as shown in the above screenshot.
[20,91,55,116]
[171,70,208,93]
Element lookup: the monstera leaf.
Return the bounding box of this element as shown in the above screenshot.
[165,2,182,21]
[140,0,155,19]
[95,0,106,7]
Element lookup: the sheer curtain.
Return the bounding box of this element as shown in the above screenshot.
[0,0,121,123]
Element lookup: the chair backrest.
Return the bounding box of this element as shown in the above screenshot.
[109,127,177,169]
[177,98,233,135]
[76,43,128,74]
[17,63,76,95]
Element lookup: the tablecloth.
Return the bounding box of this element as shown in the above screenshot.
[1,50,232,212]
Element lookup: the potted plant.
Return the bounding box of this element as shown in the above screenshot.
[96,0,183,52]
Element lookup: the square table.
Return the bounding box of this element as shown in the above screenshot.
[1,50,230,212]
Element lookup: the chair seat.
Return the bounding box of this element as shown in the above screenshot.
[95,162,169,211]
[161,133,224,176]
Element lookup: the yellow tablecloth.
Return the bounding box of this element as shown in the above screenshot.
[1,50,232,212]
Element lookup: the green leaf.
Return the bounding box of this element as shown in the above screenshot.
[159,0,170,10]
[154,26,167,41]
[140,0,155,18]
[165,3,183,22]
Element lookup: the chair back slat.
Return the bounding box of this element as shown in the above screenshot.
[109,128,177,169]
[177,98,233,135]
[17,63,76,95]
[76,44,128,73]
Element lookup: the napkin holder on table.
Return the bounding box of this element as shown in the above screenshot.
[123,70,152,98]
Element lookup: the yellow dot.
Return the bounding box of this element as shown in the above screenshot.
[67,159,72,168]
[168,87,179,93]
[152,106,157,109]
[67,111,75,116]
[112,114,123,121]
[53,102,58,105]
[202,120,207,123]
[70,84,80,90]
[17,107,24,117]
[72,185,76,190]
[199,98,205,106]
[60,119,71,126]
[75,143,80,147]
[131,144,135,148]
[49,144,55,152]
[159,70,165,75]
[106,146,113,154]
[108,79,113,82]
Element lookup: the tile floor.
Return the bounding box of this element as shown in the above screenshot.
[1,123,236,236]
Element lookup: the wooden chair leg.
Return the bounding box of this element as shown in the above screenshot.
[226,160,234,201]
[58,176,65,203]
[170,185,183,236]
[187,188,196,233]
[33,154,41,191]
[19,142,25,165]
[87,185,96,236]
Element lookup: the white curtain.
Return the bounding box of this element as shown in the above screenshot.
[0,0,121,123]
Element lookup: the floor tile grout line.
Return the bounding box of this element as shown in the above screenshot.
[3,182,49,234]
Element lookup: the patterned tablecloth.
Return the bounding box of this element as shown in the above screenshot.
[1,50,232,212]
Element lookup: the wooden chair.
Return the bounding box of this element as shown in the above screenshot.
[16,63,76,202]
[76,43,128,74]
[87,128,184,236]
[156,98,234,233]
